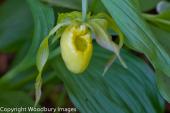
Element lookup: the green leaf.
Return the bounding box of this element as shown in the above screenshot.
[0,91,42,113]
[0,0,55,86]
[100,0,170,103]
[157,70,170,103]
[89,0,106,14]
[42,0,82,10]
[143,10,170,32]
[149,24,170,55]
[42,0,106,14]
[100,0,170,80]
[52,44,164,113]
[138,0,160,11]
[148,24,170,103]
[0,0,33,52]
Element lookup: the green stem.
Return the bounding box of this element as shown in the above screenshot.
[82,0,88,22]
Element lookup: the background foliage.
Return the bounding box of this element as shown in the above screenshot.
[0,0,170,113]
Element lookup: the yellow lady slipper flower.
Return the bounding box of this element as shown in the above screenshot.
[60,24,93,74]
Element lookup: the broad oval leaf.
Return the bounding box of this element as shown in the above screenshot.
[0,0,54,86]
[148,24,170,103]
[0,0,33,52]
[100,0,170,81]
[52,44,164,113]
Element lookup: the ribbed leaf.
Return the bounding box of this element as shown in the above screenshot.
[100,0,170,102]
[100,0,170,78]
[149,24,170,103]
[149,24,170,56]
[157,70,170,103]
[52,44,164,113]
[42,0,106,14]
[143,10,170,32]
[0,0,54,86]
[138,0,160,11]
[0,0,33,52]
[42,0,82,10]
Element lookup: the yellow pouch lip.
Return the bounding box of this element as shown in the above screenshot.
[60,24,93,74]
